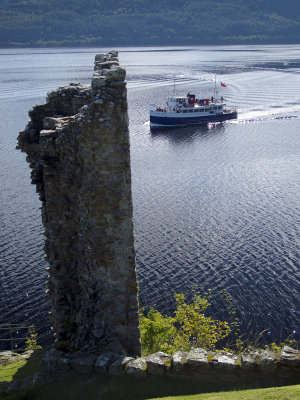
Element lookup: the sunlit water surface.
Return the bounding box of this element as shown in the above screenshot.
[0,45,299,348]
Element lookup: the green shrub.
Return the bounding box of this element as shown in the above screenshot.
[140,307,176,355]
[25,325,42,351]
[140,293,231,356]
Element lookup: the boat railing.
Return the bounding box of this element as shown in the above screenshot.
[152,104,236,114]
[224,106,237,113]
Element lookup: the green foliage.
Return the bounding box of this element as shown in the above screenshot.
[265,342,282,354]
[265,337,297,354]
[141,290,299,356]
[140,292,231,355]
[172,293,231,352]
[24,325,41,351]
[140,307,176,354]
[220,290,244,353]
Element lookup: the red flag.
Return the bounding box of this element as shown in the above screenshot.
[221,82,227,87]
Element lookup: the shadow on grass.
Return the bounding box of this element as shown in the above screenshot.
[0,351,44,383]
[13,351,44,382]
[1,374,220,400]
[1,372,283,400]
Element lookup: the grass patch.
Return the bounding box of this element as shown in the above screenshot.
[147,384,300,400]
[0,351,43,383]
[0,361,27,382]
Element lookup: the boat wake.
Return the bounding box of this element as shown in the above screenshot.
[234,104,300,124]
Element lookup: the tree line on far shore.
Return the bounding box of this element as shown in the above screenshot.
[1,0,300,47]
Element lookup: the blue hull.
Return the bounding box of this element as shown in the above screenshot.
[150,111,237,126]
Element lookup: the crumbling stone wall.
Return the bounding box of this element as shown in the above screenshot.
[17,51,141,357]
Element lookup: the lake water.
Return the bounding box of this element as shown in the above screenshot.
[0,45,299,348]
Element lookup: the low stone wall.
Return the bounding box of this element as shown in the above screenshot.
[36,346,300,388]
[4,346,298,395]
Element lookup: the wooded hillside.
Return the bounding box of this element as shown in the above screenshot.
[1,0,300,47]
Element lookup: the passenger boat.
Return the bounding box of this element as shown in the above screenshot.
[150,92,237,127]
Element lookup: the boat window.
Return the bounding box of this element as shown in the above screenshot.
[199,109,204,112]
[182,110,188,113]
[218,106,222,109]
[205,108,210,112]
[189,109,193,113]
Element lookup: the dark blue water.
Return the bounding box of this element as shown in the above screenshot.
[0,45,299,348]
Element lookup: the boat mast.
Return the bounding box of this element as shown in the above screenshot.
[214,75,217,101]
[213,75,220,102]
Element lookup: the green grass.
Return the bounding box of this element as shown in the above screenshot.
[146,384,300,400]
[0,360,27,382]
[0,351,43,382]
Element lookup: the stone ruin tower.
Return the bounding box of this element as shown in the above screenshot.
[17,51,141,357]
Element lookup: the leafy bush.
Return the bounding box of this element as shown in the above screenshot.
[140,307,176,355]
[140,292,231,355]
[25,325,42,351]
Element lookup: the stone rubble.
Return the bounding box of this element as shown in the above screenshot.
[186,347,208,366]
[280,346,300,367]
[94,351,118,374]
[108,355,134,376]
[241,348,260,368]
[211,351,238,369]
[144,352,172,376]
[0,350,34,366]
